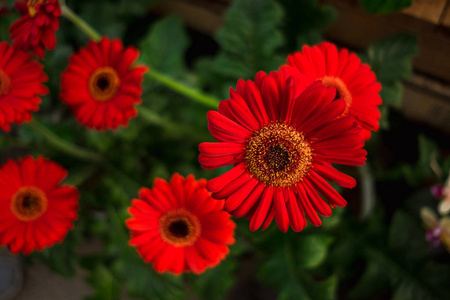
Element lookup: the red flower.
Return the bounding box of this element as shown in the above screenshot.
[60,37,148,131]
[0,42,48,131]
[286,42,382,140]
[199,70,367,232]
[126,173,236,275]
[9,0,61,58]
[0,156,79,255]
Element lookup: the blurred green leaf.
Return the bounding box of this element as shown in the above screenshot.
[85,265,120,300]
[296,235,334,269]
[380,81,403,108]
[260,236,337,300]
[192,256,236,300]
[196,0,284,98]
[363,33,418,84]
[0,12,17,41]
[279,0,336,50]
[139,15,189,75]
[359,0,412,14]
[401,134,437,185]
[388,211,429,260]
[349,260,390,299]
[361,33,418,128]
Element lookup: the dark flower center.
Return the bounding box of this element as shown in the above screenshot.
[88,67,120,102]
[266,145,290,171]
[96,76,110,91]
[11,186,48,221]
[159,208,201,247]
[246,123,313,187]
[168,220,190,238]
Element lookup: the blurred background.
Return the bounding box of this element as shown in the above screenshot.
[0,0,450,299]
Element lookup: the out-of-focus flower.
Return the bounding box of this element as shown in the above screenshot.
[126,173,236,275]
[431,172,450,215]
[199,69,367,232]
[0,42,48,131]
[421,207,450,253]
[285,42,382,140]
[0,156,79,255]
[9,0,61,58]
[60,37,148,131]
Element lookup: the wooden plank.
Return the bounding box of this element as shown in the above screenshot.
[402,0,447,25]
[403,75,450,134]
[320,0,450,83]
[152,0,226,35]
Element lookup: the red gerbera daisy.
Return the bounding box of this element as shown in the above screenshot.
[126,173,236,275]
[9,0,61,58]
[60,37,148,131]
[0,42,48,131]
[0,156,79,255]
[286,41,382,140]
[198,69,367,232]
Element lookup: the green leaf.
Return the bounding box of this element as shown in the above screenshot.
[278,0,337,50]
[85,265,121,300]
[260,236,337,300]
[363,33,418,84]
[139,15,189,75]
[192,256,236,300]
[296,235,334,269]
[361,33,418,128]
[349,261,391,299]
[388,211,429,260]
[359,0,412,14]
[401,134,437,185]
[380,81,403,108]
[196,0,284,98]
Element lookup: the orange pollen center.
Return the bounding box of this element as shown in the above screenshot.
[0,69,11,96]
[245,122,313,187]
[88,67,120,102]
[159,208,201,247]
[27,0,44,17]
[11,186,48,222]
[320,76,352,113]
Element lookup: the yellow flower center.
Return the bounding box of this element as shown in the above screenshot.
[11,186,48,222]
[88,67,120,102]
[0,69,11,96]
[245,123,313,187]
[27,0,45,17]
[320,76,352,113]
[159,208,201,247]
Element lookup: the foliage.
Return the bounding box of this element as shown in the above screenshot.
[359,0,412,14]
[0,0,449,300]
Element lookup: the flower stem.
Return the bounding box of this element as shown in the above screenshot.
[26,120,102,162]
[60,1,220,108]
[60,4,101,41]
[146,69,220,109]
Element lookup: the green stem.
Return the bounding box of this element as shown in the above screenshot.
[61,1,220,109]
[60,4,101,41]
[138,106,211,141]
[26,120,102,162]
[146,69,220,109]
